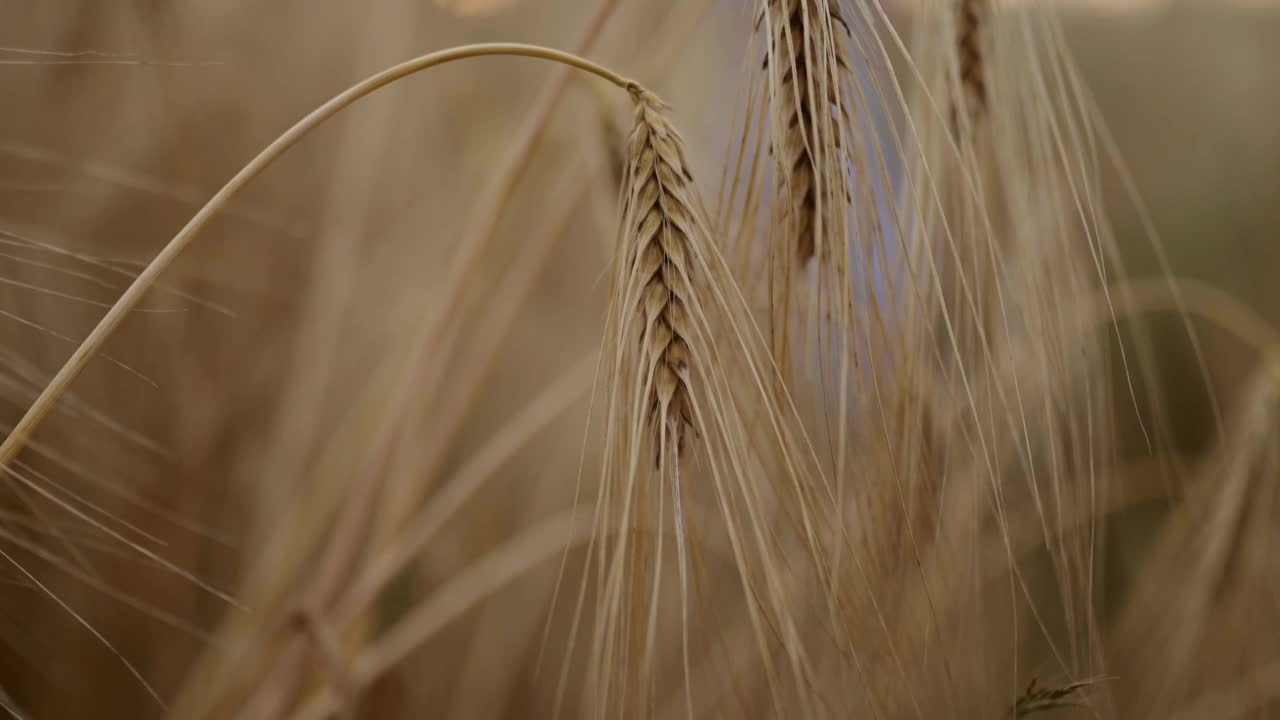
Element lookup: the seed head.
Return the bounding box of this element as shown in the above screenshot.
[621,90,699,461]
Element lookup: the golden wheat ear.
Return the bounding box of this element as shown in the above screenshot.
[583,87,836,718]
[753,0,876,472]
[762,0,853,265]
[622,90,699,465]
[584,89,701,716]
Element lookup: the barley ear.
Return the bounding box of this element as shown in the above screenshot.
[621,88,700,464]
[757,0,860,389]
[763,0,853,264]
[589,86,831,716]
[582,87,707,716]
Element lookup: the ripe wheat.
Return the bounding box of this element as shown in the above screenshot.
[621,89,699,462]
[762,0,852,263]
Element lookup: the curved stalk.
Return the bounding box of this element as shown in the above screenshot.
[0,42,640,469]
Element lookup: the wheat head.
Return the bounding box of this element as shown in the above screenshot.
[620,88,700,463]
[954,0,988,136]
[762,0,852,264]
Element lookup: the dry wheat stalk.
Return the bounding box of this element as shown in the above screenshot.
[621,88,699,462]
[762,0,852,263]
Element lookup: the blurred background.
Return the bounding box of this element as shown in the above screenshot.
[0,0,1276,717]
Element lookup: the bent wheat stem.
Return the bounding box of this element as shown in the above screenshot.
[0,43,641,470]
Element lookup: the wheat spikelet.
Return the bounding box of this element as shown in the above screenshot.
[621,88,699,462]
[954,0,988,136]
[762,0,852,264]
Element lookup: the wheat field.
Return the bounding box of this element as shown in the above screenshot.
[0,0,1277,718]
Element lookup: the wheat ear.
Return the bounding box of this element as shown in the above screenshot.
[622,89,699,463]
[763,0,852,263]
[579,88,702,717]
[954,0,987,135]
[582,85,838,718]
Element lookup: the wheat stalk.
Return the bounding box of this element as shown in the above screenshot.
[0,43,637,476]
